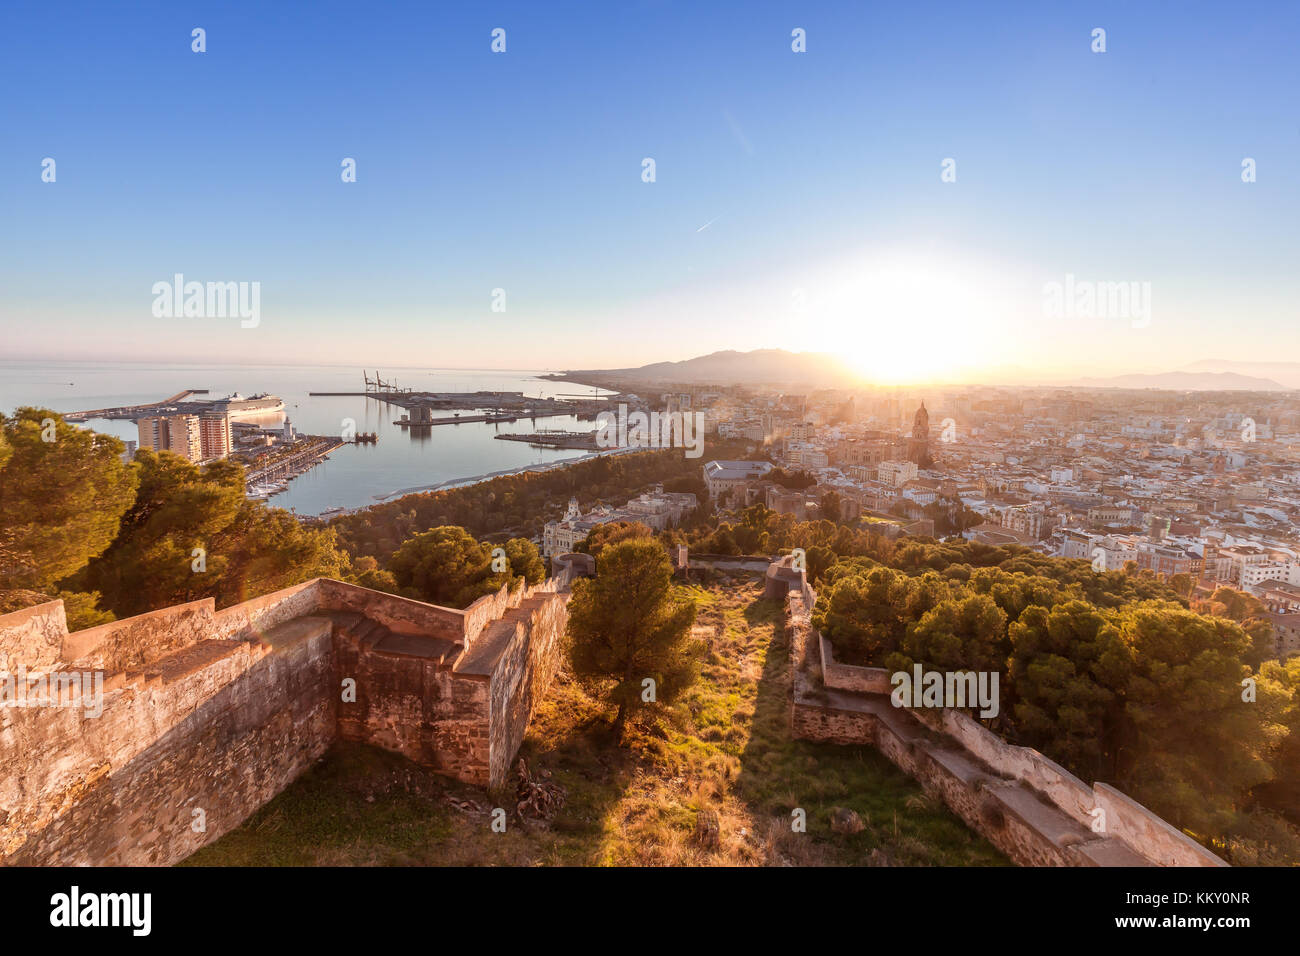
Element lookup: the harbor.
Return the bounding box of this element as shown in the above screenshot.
[22,363,619,516]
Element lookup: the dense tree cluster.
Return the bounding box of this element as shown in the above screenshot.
[808,540,1300,865]
[1,410,351,627]
[385,526,545,608]
[329,445,732,561]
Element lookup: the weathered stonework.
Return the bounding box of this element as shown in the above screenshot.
[776,559,1227,868]
[0,563,583,866]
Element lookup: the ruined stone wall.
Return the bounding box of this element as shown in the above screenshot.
[0,600,65,672]
[329,579,566,790]
[486,593,568,788]
[65,600,219,675]
[818,634,893,694]
[0,616,336,865]
[0,571,571,864]
[333,622,492,785]
[784,584,1227,867]
[790,697,876,745]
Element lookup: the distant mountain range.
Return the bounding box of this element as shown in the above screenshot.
[562,349,858,386]
[560,349,1296,390]
[1179,359,1300,390]
[1069,370,1288,390]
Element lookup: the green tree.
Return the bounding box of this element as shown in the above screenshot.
[388,526,495,608]
[812,565,947,665]
[1008,601,1126,781]
[79,450,246,615]
[887,593,1008,676]
[1252,656,1300,827]
[576,521,654,560]
[79,450,350,616]
[566,538,701,737]
[501,536,546,584]
[0,408,137,590]
[210,504,351,607]
[1114,603,1275,836]
[350,555,405,596]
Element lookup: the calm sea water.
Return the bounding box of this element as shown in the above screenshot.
[0,361,610,515]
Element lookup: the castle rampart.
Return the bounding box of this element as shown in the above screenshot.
[0,569,576,866]
[773,556,1227,867]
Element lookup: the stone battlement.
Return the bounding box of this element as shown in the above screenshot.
[0,569,579,866]
[772,557,1227,868]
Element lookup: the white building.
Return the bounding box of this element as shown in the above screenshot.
[877,460,919,488]
[542,488,698,557]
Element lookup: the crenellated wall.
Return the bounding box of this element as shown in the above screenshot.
[0,573,572,866]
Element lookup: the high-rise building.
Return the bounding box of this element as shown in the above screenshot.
[139,414,203,462]
[165,415,202,462]
[199,413,232,460]
[137,417,166,451]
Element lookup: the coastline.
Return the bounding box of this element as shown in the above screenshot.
[346,445,645,514]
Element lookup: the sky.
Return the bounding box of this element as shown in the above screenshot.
[1,0,1297,384]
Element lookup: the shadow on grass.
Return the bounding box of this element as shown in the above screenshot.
[733,593,1008,866]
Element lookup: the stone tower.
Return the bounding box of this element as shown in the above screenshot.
[907,401,932,467]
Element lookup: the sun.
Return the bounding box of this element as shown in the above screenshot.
[798,247,1013,385]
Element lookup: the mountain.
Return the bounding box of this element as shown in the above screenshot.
[561,349,858,386]
[1180,359,1300,390]
[1071,370,1287,390]
[558,350,1296,390]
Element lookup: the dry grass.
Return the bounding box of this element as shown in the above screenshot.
[187,578,1006,866]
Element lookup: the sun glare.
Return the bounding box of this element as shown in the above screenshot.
[799,249,1016,385]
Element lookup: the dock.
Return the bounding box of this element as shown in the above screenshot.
[64,389,211,422]
[393,412,565,427]
[494,431,598,450]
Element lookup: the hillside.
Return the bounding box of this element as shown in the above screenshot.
[184,578,1003,866]
[561,349,860,387]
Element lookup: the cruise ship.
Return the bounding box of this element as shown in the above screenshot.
[206,392,285,418]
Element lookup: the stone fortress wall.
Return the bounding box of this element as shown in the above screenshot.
[767,556,1228,867]
[0,559,587,866]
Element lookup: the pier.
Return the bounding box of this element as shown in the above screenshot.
[64,389,210,422]
[393,412,564,427]
[309,372,620,423]
[494,430,598,449]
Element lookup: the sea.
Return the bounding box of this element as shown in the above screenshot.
[0,361,613,516]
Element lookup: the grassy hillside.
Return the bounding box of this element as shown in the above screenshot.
[185,579,1004,866]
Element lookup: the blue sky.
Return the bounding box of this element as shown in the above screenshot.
[2,0,1297,381]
